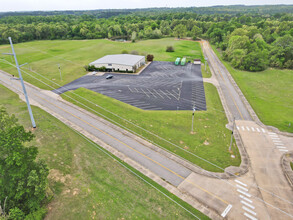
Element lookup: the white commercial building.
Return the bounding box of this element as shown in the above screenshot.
[89,54,145,72]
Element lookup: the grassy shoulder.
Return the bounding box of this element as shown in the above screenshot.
[201,62,212,78]
[0,38,203,90]
[291,162,293,171]
[211,45,293,133]
[0,84,209,220]
[62,83,241,172]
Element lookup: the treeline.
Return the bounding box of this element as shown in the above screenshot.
[0,6,292,71]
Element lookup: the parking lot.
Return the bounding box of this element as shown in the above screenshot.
[54,61,206,111]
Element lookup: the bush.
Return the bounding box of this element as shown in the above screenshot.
[84,65,106,72]
[147,54,154,61]
[121,50,128,54]
[166,46,175,52]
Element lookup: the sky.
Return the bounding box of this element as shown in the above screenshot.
[0,0,292,12]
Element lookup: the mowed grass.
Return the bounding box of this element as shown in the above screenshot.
[211,45,293,133]
[0,38,203,90]
[62,83,241,172]
[0,84,209,220]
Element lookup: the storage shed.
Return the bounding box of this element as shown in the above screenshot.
[89,54,145,72]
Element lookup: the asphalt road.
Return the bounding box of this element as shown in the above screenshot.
[53,61,206,111]
[202,41,252,121]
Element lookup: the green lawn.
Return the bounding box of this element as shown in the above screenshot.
[62,83,240,172]
[211,45,293,133]
[0,38,203,90]
[0,38,240,172]
[291,162,293,171]
[0,84,209,220]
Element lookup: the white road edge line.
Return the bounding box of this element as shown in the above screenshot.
[276,146,286,149]
[268,132,276,135]
[241,201,255,209]
[239,195,252,203]
[243,206,257,216]
[279,149,288,152]
[235,179,247,187]
[256,128,260,132]
[244,212,258,220]
[275,143,284,146]
[236,184,248,192]
[237,189,251,197]
[221,204,232,218]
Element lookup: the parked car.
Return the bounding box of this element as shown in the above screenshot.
[106,75,113,79]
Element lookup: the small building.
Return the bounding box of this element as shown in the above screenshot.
[194,59,201,65]
[89,54,145,72]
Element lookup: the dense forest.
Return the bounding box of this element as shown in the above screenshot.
[0,5,292,71]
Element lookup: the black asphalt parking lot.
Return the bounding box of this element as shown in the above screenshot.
[53,61,206,111]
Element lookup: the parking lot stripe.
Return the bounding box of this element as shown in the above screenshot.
[159,89,171,100]
[246,126,250,131]
[276,146,286,149]
[279,149,288,152]
[153,89,165,99]
[241,126,245,131]
[261,128,266,133]
[256,128,260,132]
[251,127,255,131]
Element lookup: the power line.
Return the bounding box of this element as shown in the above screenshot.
[2,58,293,216]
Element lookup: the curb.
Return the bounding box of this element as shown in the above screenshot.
[281,152,293,188]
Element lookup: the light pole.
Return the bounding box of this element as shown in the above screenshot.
[58,64,62,81]
[191,107,196,133]
[205,57,208,72]
[4,37,36,128]
[229,117,235,151]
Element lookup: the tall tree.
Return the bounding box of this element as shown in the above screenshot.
[0,107,48,216]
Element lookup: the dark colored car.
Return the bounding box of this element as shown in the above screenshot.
[106,75,113,79]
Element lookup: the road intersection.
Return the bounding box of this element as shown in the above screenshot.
[0,41,292,219]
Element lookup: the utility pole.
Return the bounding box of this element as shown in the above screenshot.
[191,107,196,133]
[205,57,208,72]
[58,64,62,81]
[5,37,36,128]
[229,117,235,151]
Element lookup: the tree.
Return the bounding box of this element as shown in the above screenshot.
[0,107,48,216]
[147,54,154,62]
[173,24,187,39]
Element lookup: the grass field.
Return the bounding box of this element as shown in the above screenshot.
[62,83,241,172]
[0,38,240,172]
[0,38,203,90]
[211,45,293,133]
[0,84,209,220]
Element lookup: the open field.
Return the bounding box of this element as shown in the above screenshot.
[0,84,209,219]
[0,38,203,90]
[62,83,241,172]
[211,45,293,133]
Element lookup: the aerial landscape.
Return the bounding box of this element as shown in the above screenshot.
[0,0,292,219]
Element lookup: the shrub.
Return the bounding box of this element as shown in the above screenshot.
[147,54,154,61]
[121,50,128,54]
[166,46,175,52]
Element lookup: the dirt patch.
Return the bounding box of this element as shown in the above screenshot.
[48,169,72,184]
[204,140,210,145]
